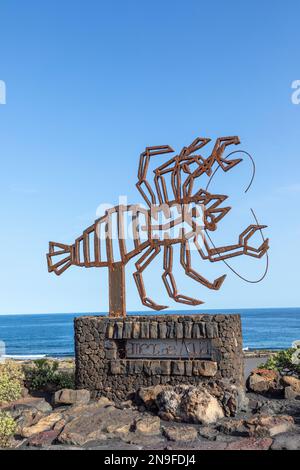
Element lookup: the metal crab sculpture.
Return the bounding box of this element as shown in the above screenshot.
[47,135,269,317]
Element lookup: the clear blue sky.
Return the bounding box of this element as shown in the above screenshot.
[0,0,299,314]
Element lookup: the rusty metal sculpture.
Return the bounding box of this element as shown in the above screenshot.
[47,136,269,317]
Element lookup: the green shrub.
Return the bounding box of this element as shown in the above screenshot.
[259,347,300,375]
[0,360,24,382]
[24,359,59,390]
[55,370,75,389]
[0,411,17,448]
[24,359,75,391]
[0,361,24,404]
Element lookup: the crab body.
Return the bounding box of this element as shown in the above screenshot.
[47,135,269,312]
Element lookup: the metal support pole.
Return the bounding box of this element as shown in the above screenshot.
[108,262,126,317]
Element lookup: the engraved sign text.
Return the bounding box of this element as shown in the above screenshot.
[125,338,212,359]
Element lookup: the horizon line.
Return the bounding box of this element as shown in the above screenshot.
[0,306,299,316]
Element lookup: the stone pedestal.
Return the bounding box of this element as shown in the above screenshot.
[74,314,243,402]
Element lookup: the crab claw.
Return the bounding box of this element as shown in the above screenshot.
[219,156,243,172]
[142,297,168,311]
[212,274,227,290]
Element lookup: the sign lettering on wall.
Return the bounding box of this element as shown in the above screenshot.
[125,338,212,359]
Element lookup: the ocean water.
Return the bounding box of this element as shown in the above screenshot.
[0,308,299,357]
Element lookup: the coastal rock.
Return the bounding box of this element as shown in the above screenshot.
[54,389,90,406]
[21,411,63,437]
[23,444,83,451]
[16,409,45,433]
[137,385,164,410]
[27,430,60,448]
[118,400,134,410]
[0,396,52,415]
[58,402,139,446]
[86,441,143,451]
[138,382,245,423]
[281,375,300,391]
[96,396,115,406]
[134,416,161,435]
[198,425,219,440]
[248,392,300,417]
[252,368,279,381]
[106,423,131,435]
[59,416,109,445]
[62,428,108,446]
[218,418,249,437]
[219,414,294,438]
[122,432,165,449]
[165,435,271,451]
[8,438,29,449]
[166,440,228,450]
[62,400,113,420]
[156,387,224,424]
[247,369,282,397]
[207,382,249,416]
[163,425,198,442]
[53,418,68,433]
[156,389,181,420]
[284,386,300,400]
[180,389,224,424]
[281,376,300,400]
[226,437,273,451]
[271,432,300,450]
[248,414,294,437]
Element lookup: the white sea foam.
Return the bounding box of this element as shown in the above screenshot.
[3,354,46,359]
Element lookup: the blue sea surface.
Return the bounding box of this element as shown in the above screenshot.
[0,308,299,357]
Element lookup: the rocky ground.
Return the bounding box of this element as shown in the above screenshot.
[1,364,299,451]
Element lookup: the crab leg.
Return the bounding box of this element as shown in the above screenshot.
[180,241,227,290]
[162,245,204,305]
[136,146,174,207]
[133,245,168,311]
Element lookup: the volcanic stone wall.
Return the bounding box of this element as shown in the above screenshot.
[74,314,243,402]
